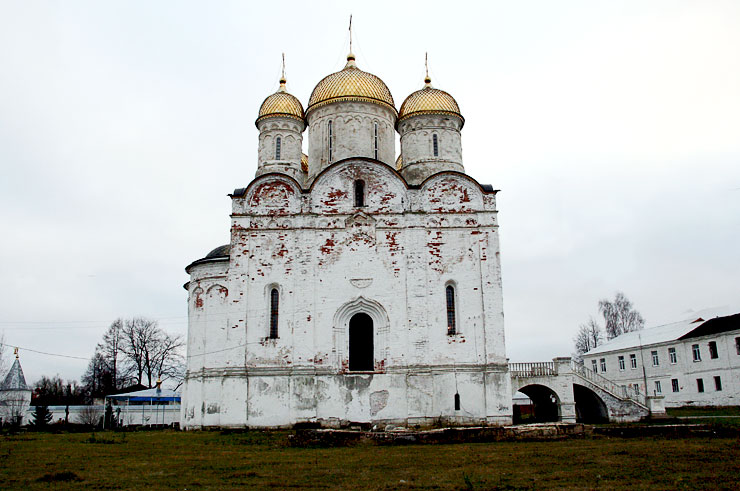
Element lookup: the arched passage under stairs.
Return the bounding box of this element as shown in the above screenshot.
[573,384,609,423]
[513,384,561,423]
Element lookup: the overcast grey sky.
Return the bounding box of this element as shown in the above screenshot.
[1,1,739,384]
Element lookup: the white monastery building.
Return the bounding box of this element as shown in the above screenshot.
[583,311,740,407]
[180,50,511,429]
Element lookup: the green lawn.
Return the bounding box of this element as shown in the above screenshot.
[1,430,739,489]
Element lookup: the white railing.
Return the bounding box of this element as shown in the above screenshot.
[571,362,647,406]
[509,362,556,377]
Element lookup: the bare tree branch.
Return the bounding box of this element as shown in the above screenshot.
[599,292,645,339]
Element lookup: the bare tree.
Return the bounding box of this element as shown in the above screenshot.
[573,317,604,363]
[121,318,184,388]
[98,319,128,391]
[82,352,114,401]
[599,292,645,340]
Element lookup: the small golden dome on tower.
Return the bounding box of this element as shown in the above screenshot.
[397,75,463,128]
[395,154,403,170]
[256,78,305,127]
[301,153,309,173]
[306,54,396,117]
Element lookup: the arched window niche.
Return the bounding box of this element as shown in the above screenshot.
[373,121,379,160]
[328,120,333,162]
[445,282,457,335]
[354,179,365,208]
[432,133,439,157]
[266,285,280,339]
[275,136,282,160]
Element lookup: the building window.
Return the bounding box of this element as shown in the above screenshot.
[591,359,598,373]
[618,356,625,370]
[354,180,365,207]
[651,350,659,366]
[714,376,722,391]
[328,120,333,162]
[630,354,637,369]
[269,288,279,339]
[668,347,677,364]
[275,136,281,160]
[708,341,718,359]
[672,379,679,393]
[454,393,461,411]
[600,358,606,372]
[373,122,379,160]
[654,380,662,394]
[736,337,740,355]
[692,344,701,362]
[696,378,704,393]
[632,383,640,392]
[446,285,456,335]
[432,133,439,156]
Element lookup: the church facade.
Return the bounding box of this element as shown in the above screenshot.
[180,51,511,429]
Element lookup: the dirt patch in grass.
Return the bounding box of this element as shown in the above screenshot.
[36,471,82,483]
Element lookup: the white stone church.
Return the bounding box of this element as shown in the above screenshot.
[180,50,511,429]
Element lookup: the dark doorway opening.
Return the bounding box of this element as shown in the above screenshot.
[349,313,373,371]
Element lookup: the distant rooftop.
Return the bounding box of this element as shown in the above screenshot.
[585,308,740,356]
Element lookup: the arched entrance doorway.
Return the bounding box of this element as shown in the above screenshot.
[515,385,560,423]
[349,313,373,371]
[573,384,609,423]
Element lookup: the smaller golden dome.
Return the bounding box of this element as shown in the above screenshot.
[395,154,403,171]
[307,54,396,117]
[256,79,305,127]
[397,77,463,128]
[301,153,309,173]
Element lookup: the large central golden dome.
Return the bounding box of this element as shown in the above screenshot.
[306,54,396,117]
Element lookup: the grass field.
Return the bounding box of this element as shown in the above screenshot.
[1,429,739,490]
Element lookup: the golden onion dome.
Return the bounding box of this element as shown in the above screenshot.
[306,54,396,118]
[301,153,309,173]
[395,154,403,171]
[256,78,305,127]
[397,75,464,128]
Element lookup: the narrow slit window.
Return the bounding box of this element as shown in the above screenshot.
[374,122,379,160]
[275,137,281,160]
[354,180,365,207]
[454,393,460,411]
[328,120,333,162]
[269,288,279,339]
[446,285,456,335]
[432,134,439,156]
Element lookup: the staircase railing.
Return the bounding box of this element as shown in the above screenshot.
[571,361,647,406]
